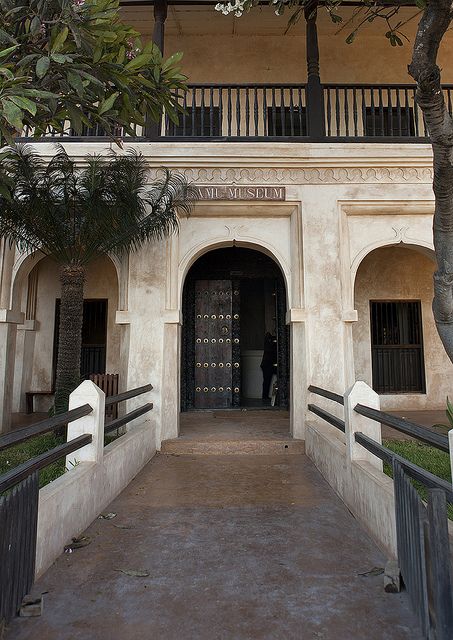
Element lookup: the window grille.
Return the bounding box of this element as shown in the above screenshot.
[267,106,307,136]
[166,106,221,137]
[53,299,108,383]
[364,106,415,137]
[370,300,426,394]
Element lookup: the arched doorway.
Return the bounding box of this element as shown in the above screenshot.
[11,253,120,414]
[181,247,289,411]
[352,244,453,409]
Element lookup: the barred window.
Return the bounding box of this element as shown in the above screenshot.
[370,300,426,394]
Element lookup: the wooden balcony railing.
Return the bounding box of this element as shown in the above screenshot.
[21,82,453,143]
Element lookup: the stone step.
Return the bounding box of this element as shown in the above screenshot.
[160,438,305,456]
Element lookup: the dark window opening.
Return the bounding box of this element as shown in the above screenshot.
[166,106,221,137]
[364,106,415,137]
[69,123,125,137]
[267,106,307,137]
[53,299,108,384]
[370,300,426,394]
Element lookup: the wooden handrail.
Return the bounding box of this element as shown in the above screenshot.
[0,404,93,453]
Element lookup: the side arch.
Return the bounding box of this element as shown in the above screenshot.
[11,251,124,312]
[350,240,436,311]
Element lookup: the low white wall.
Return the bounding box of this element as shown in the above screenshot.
[306,420,397,557]
[306,420,453,558]
[35,419,156,578]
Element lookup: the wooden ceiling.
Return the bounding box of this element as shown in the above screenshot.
[119,4,421,38]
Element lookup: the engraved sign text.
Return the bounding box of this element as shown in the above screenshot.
[196,186,286,201]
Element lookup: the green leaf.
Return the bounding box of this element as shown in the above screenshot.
[0,66,14,80]
[93,47,103,64]
[0,45,19,60]
[9,96,37,116]
[51,53,71,64]
[51,26,69,53]
[125,53,154,71]
[30,15,41,35]
[67,104,83,134]
[162,51,183,72]
[1,98,24,130]
[36,56,50,79]
[98,91,119,115]
[0,184,12,202]
[346,32,356,45]
[21,89,59,99]
[67,71,84,95]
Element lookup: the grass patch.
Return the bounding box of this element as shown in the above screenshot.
[104,432,122,446]
[0,429,124,494]
[0,432,66,490]
[383,439,453,519]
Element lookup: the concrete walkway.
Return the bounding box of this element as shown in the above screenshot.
[7,452,421,640]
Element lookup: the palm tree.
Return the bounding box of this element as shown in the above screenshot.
[0,144,196,413]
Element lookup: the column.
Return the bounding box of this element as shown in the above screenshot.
[305,1,325,137]
[146,0,168,138]
[0,241,23,432]
[160,312,181,443]
[289,317,308,439]
[153,0,168,53]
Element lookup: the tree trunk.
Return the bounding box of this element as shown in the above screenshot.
[408,1,453,363]
[54,265,85,414]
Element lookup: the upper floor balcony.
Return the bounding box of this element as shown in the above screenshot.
[21,1,453,145]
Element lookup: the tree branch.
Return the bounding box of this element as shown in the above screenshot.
[408,0,453,81]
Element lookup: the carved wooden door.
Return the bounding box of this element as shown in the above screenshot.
[194,280,240,409]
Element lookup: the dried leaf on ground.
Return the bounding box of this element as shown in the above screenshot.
[98,512,117,520]
[115,569,150,577]
[358,567,384,577]
[64,536,92,552]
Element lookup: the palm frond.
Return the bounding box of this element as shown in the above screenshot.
[0,145,196,266]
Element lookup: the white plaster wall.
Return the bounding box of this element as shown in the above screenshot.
[353,246,453,409]
[306,419,453,559]
[35,419,156,578]
[126,240,168,443]
[6,141,442,444]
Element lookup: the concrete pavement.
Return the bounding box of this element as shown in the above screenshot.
[6,451,422,640]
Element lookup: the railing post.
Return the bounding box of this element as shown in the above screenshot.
[66,380,105,467]
[344,381,382,471]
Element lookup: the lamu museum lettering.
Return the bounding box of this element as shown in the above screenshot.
[195,186,286,201]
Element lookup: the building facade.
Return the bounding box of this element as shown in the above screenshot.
[0,1,452,444]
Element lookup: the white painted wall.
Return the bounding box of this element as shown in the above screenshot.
[36,419,156,578]
[2,141,448,444]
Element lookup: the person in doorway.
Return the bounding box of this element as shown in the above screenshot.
[261,332,277,401]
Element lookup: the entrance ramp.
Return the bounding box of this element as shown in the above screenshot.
[5,452,422,640]
[161,410,305,455]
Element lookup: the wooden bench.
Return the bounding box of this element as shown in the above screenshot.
[25,391,54,414]
[89,373,119,419]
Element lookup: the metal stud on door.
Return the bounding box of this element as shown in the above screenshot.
[194,280,233,408]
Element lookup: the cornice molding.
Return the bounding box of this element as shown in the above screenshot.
[26,142,434,183]
[151,166,434,185]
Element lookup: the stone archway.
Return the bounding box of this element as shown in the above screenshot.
[10,253,121,414]
[352,244,452,410]
[180,246,290,413]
